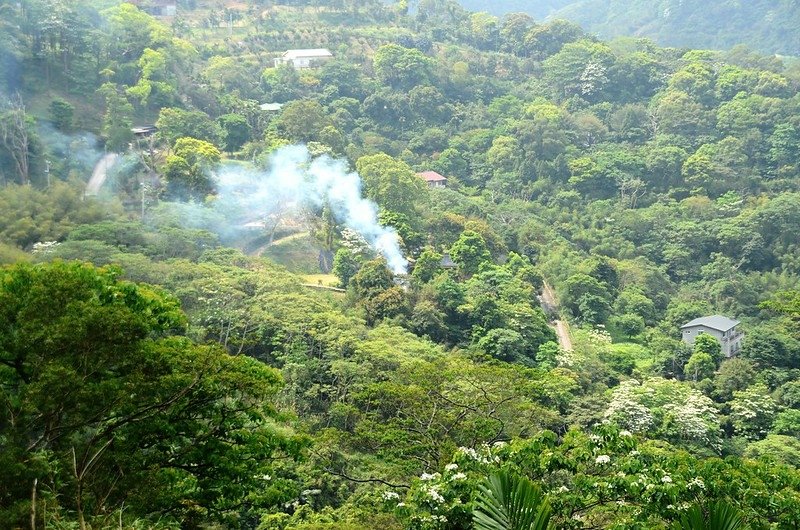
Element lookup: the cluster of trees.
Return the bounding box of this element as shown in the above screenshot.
[2,0,800,528]
[551,0,800,56]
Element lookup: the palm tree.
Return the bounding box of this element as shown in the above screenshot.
[473,470,552,530]
[671,500,749,530]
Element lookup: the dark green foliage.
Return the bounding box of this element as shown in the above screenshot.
[5,1,800,527]
[333,247,362,288]
[694,334,723,366]
[0,262,302,527]
[411,247,443,284]
[98,83,134,152]
[450,230,491,277]
[156,107,222,147]
[163,137,221,201]
[48,98,74,131]
[218,113,251,152]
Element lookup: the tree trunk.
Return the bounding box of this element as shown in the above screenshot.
[30,478,37,530]
[0,97,31,185]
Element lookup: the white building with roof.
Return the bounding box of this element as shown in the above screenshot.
[274,49,333,69]
[681,315,743,357]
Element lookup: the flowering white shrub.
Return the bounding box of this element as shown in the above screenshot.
[605,380,654,433]
[605,378,722,451]
[382,490,401,501]
[31,241,60,254]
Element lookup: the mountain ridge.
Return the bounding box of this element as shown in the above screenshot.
[456,0,800,55]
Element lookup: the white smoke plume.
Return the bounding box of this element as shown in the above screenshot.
[213,145,408,274]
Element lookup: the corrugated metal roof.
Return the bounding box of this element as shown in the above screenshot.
[681,315,740,331]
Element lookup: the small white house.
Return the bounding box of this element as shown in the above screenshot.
[274,49,333,69]
[681,315,744,357]
[259,103,284,112]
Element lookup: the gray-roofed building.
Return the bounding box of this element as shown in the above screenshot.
[440,253,457,269]
[681,315,743,357]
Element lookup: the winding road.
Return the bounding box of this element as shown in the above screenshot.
[85,153,119,196]
[540,281,573,352]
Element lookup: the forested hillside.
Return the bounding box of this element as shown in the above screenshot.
[454,0,571,19]
[552,0,800,55]
[455,0,800,56]
[2,0,800,528]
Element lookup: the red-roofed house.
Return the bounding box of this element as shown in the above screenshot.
[418,170,447,188]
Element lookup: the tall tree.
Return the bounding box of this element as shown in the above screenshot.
[0,262,302,528]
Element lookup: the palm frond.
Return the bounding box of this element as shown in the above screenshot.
[671,500,748,530]
[473,470,552,530]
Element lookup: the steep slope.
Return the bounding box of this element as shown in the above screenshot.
[553,0,800,54]
[456,0,572,19]
[455,0,800,55]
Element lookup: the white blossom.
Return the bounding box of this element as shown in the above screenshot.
[31,241,60,255]
[445,463,459,472]
[382,491,401,501]
[688,477,706,490]
[450,472,467,481]
[595,455,611,464]
[424,485,445,504]
[604,380,654,434]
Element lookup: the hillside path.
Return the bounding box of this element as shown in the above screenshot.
[541,281,573,352]
[86,153,119,196]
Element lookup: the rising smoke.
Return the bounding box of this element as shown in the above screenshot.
[211,145,408,274]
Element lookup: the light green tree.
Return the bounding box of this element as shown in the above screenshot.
[355,153,426,217]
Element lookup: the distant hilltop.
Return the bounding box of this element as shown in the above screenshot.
[455,0,800,56]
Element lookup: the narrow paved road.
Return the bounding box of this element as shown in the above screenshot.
[86,153,119,196]
[540,281,573,352]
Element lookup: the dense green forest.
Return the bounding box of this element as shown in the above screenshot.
[3,0,800,528]
[551,0,800,56]
[455,0,570,20]
[457,0,800,56]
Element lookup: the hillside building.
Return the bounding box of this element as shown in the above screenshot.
[418,170,448,188]
[681,315,743,357]
[127,0,177,17]
[274,49,333,69]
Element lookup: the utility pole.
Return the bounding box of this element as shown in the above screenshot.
[140,183,149,221]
